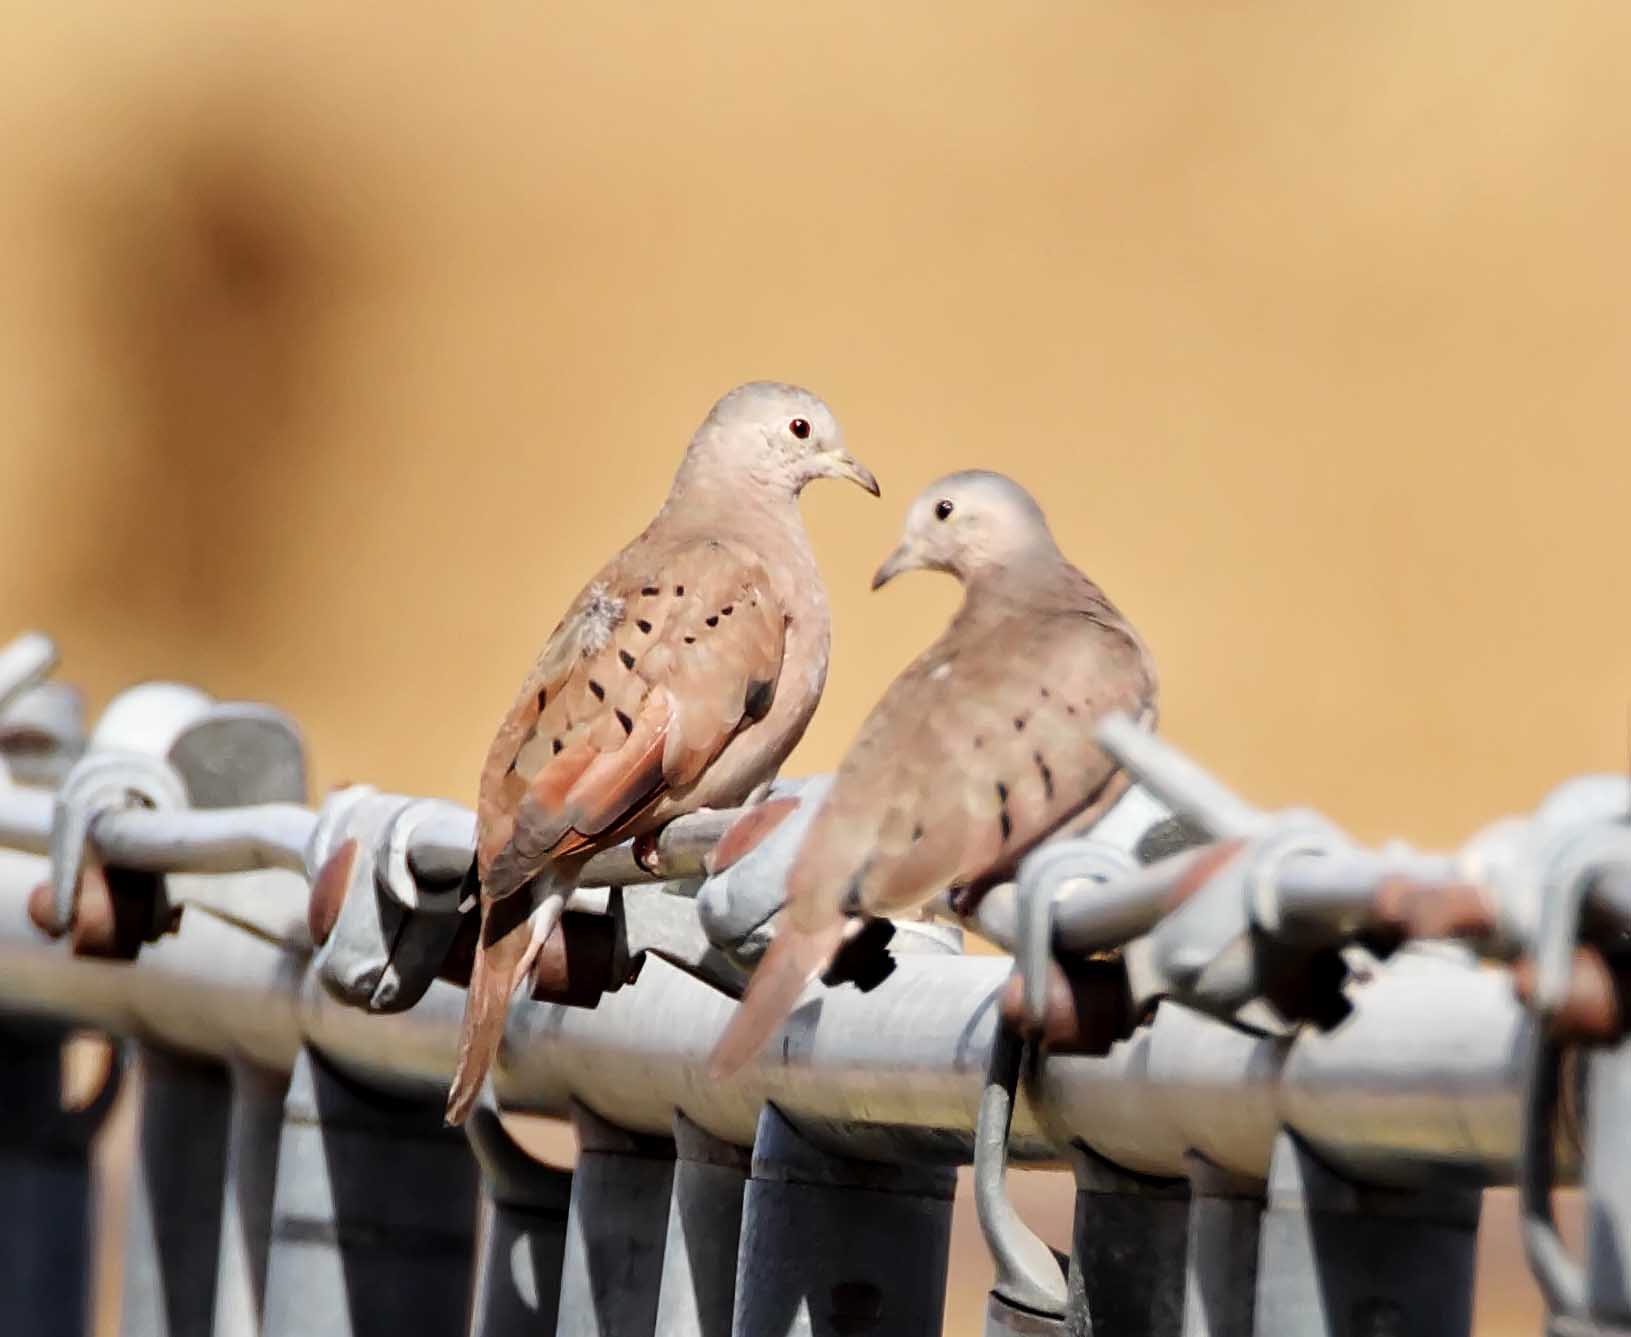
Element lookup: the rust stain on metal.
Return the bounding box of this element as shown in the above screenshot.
[1373,878,1496,940]
[1513,947,1624,1043]
[529,910,617,1008]
[306,838,357,947]
[998,955,1133,1055]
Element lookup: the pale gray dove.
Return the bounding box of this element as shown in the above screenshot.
[445,382,878,1123]
[709,469,1157,1076]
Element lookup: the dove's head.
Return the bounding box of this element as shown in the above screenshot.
[872,470,1060,589]
[686,381,879,499]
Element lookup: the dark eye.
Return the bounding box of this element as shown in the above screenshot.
[934,499,954,520]
[789,418,811,439]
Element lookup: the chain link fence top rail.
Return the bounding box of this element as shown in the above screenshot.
[0,629,1626,1337]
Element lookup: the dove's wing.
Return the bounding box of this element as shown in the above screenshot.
[784,607,1151,928]
[475,537,789,900]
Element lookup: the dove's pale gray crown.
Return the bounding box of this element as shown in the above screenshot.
[871,468,1065,591]
[674,381,877,500]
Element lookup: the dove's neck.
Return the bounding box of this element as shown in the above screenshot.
[662,459,807,542]
[958,551,1115,619]
[654,463,824,620]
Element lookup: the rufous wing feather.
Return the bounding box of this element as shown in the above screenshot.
[445,888,536,1125]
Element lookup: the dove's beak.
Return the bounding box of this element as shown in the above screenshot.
[825,449,881,497]
[870,542,915,591]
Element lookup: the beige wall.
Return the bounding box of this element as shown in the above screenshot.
[4,3,1625,1332]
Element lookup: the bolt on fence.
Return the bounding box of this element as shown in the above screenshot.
[0,628,1627,1337]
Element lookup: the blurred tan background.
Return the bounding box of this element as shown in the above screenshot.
[4,1,1628,1332]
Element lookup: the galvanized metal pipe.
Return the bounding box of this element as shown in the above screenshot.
[0,785,748,889]
[653,1113,751,1337]
[0,851,1545,1189]
[0,632,58,711]
[259,1049,478,1337]
[1065,1148,1188,1337]
[117,1046,234,1337]
[1252,1132,1481,1337]
[555,1103,675,1337]
[463,1102,573,1337]
[732,1103,956,1337]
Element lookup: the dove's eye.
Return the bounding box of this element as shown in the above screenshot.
[789,418,811,440]
[934,499,955,521]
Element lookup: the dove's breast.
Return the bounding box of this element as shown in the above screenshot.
[650,519,832,816]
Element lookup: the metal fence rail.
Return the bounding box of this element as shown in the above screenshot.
[0,630,1627,1337]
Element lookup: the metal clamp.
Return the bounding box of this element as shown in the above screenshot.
[42,749,187,937]
[0,631,83,790]
[307,787,470,1012]
[1140,814,1345,1030]
[0,632,58,714]
[1012,839,1132,1032]
[974,1022,1069,1320]
[1517,823,1631,1323]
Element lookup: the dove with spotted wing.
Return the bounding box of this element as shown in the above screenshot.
[709,470,1157,1077]
[445,382,878,1124]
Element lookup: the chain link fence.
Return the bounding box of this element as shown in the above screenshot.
[0,630,1622,1337]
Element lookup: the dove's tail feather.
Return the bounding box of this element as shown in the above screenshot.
[445,875,567,1125]
[707,917,846,1079]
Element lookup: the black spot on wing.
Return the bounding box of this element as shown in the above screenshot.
[743,678,775,721]
[588,680,605,701]
[615,709,634,735]
[1035,751,1054,800]
[619,649,636,670]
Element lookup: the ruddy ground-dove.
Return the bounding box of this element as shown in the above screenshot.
[445,382,878,1123]
[709,469,1157,1076]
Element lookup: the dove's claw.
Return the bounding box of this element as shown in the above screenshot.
[632,831,663,876]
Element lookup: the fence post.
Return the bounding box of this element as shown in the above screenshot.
[0,1020,119,1337]
[211,1063,289,1337]
[1181,1154,1262,1337]
[555,1100,677,1337]
[259,1048,478,1337]
[1065,1144,1189,1337]
[118,1046,235,1337]
[1253,1131,1480,1337]
[654,1112,751,1336]
[733,1102,956,1337]
[1582,1036,1631,1325]
[464,1100,573,1337]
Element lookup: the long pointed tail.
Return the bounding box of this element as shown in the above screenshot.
[445,879,566,1125]
[707,917,845,1079]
